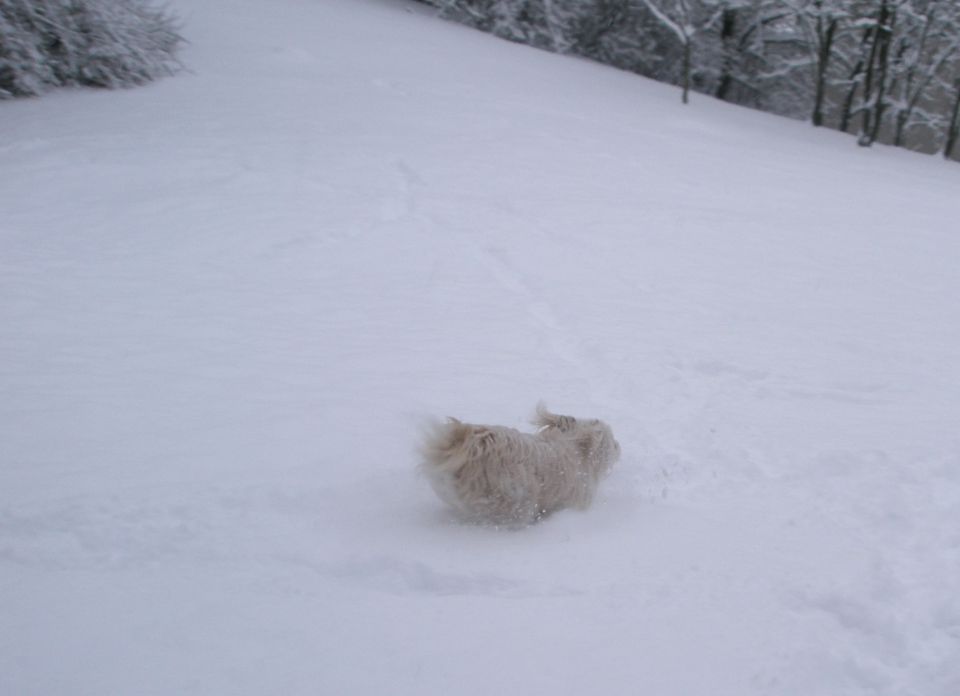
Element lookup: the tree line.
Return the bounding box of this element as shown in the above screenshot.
[422,0,960,160]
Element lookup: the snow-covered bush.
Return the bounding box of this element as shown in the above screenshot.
[0,0,183,99]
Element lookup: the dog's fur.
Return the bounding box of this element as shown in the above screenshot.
[420,404,620,526]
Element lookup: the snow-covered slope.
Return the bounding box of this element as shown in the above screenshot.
[2,1,959,694]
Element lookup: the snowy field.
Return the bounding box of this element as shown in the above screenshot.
[2,0,960,694]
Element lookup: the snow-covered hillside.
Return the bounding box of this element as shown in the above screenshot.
[2,0,959,694]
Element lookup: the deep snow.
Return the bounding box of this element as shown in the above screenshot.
[2,0,959,694]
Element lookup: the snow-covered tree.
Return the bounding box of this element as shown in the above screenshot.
[852,0,898,146]
[638,0,705,103]
[829,1,960,148]
[0,0,183,99]
[566,1,663,75]
[767,0,851,125]
[431,0,549,48]
[711,2,768,106]
[886,0,960,147]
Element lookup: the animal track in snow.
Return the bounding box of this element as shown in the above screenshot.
[377,159,422,224]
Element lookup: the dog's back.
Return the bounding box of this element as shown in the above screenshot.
[420,418,542,523]
[421,416,577,524]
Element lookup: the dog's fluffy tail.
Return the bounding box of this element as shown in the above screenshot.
[532,402,576,433]
[419,417,473,472]
[419,417,476,512]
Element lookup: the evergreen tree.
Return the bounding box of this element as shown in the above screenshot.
[0,0,183,99]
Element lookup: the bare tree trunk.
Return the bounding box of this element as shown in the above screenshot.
[715,8,736,102]
[858,8,883,144]
[840,58,865,133]
[893,108,909,147]
[891,6,933,148]
[682,37,691,104]
[945,78,960,160]
[867,4,895,145]
[812,17,837,127]
[840,20,876,134]
[858,1,894,147]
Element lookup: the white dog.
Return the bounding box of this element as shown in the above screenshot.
[420,404,620,526]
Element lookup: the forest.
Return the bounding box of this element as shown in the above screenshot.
[423,0,960,159]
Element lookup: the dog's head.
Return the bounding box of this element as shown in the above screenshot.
[574,418,620,475]
[534,404,620,475]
